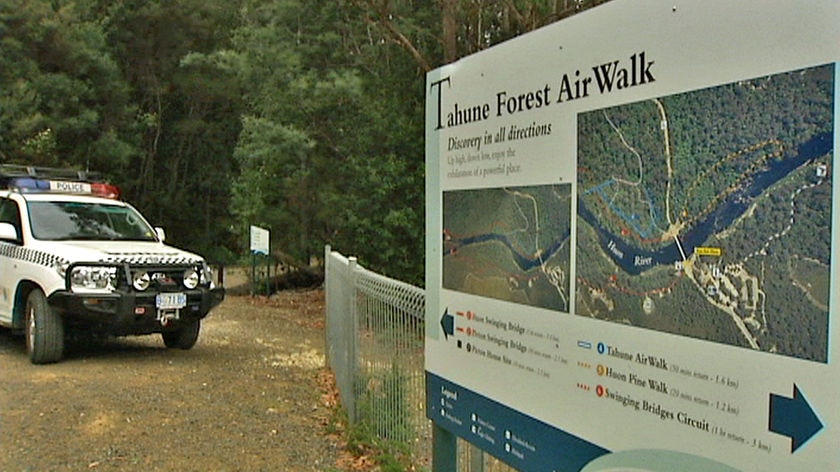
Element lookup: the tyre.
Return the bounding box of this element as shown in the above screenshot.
[162,318,200,349]
[25,289,64,364]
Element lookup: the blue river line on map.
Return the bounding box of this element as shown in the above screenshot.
[446,230,570,272]
[578,131,833,275]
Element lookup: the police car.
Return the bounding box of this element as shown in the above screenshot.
[0,166,224,363]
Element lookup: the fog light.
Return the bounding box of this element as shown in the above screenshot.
[183,269,200,289]
[133,271,150,291]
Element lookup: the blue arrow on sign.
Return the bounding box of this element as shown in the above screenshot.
[769,384,823,453]
[440,308,455,340]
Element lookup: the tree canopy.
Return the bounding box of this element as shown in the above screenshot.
[0,0,608,285]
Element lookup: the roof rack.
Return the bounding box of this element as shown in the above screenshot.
[0,165,103,182]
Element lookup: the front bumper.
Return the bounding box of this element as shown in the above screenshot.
[47,287,225,336]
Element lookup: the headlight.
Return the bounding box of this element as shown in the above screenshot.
[70,266,117,293]
[183,269,200,289]
[133,271,151,291]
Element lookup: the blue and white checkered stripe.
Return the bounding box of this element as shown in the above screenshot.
[0,242,68,268]
[99,252,203,266]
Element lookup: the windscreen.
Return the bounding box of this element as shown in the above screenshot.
[27,201,158,241]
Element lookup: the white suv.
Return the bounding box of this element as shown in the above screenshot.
[0,166,224,363]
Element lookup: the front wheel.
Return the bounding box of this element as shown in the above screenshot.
[25,289,64,364]
[162,319,200,349]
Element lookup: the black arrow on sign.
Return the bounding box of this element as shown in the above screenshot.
[769,384,823,453]
[440,308,454,340]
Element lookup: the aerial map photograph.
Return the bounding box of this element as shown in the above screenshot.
[443,184,573,312]
[575,63,834,363]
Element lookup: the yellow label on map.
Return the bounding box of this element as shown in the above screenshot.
[695,247,722,256]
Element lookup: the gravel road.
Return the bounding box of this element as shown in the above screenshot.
[0,288,344,472]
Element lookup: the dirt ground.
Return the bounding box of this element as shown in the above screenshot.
[0,282,355,471]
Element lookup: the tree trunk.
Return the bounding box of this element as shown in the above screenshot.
[441,0,458,63]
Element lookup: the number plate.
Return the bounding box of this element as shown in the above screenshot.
[156,292,187,309]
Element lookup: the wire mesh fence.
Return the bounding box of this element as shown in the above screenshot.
[324,246,517,471]
[325,246,430,463]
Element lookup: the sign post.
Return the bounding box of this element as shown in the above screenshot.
[249,225,270,296]
[425,1,839,470]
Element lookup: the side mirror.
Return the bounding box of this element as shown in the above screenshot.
[0,223,18,242]
[155,227,166,242]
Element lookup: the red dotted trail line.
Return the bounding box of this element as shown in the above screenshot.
[577,271,683,298]
[679,139,784,228]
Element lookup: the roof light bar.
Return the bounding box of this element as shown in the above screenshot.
[0,166,121,199]
[91,182,121,199]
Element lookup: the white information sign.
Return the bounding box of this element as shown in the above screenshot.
[249,225,270,255]
[425,1,839,471]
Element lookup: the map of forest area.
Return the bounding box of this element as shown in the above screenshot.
[576,63,834,362]
[443,185,572,312]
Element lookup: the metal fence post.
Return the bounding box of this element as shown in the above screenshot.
[325,246,358,424]
[347,256,358,423]
[324,244,331,369]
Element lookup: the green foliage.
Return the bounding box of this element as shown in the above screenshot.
[0,0,136,168]
[227,0,428,283]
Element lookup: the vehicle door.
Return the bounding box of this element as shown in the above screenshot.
[0,196,23,323]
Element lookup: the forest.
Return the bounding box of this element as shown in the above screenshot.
[0,0,607,285]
